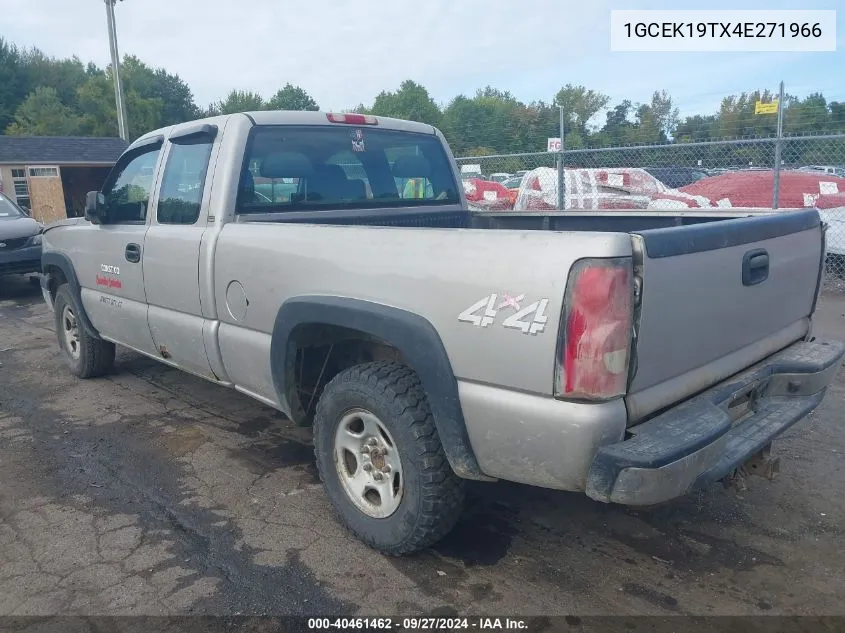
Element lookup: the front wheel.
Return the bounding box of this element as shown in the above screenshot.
[53,284,115,378]
[313,361,465,555]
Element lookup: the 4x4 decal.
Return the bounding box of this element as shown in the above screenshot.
[458,293,549,335]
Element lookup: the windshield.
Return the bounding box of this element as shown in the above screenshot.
[238,125,460,213]
[0,194,25,219]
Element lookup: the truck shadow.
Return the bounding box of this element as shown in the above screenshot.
[119,348,786,573]
[0,274,42,306]
[114,347,831,615]
[117,350,320,487]
[440,478,781,573]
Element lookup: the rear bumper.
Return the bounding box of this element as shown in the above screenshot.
[0,244,41,276]
[586,339,845,505]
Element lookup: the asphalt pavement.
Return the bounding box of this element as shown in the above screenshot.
[1,275,844,617]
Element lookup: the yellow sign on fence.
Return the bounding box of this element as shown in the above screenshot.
[755,100,779,115]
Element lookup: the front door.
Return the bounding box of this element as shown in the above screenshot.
[78,140,163,356]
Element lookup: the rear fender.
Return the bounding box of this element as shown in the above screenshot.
[270,295,489,480]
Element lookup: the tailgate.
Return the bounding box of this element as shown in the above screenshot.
[626,210,824,422]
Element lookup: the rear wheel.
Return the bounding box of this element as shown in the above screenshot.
[54,284,115,378]
[313,361,464,555]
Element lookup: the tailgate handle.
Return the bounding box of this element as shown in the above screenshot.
[742,249,769,286]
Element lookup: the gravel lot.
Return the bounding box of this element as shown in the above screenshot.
[1,274,844,617]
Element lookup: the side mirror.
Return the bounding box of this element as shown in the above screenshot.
[84,191,106,224]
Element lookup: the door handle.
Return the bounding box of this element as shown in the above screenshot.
[125,243,141,263]
[742,248,769,286]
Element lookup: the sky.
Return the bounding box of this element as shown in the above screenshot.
[3,0,843,123]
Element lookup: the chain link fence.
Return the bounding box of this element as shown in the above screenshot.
[455,133,845,286]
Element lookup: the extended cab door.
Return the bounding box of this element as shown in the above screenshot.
[141,123,219,379]
[79,138,162,356]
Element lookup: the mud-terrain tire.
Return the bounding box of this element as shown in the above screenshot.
[54,284,115,378]
[313,361,465,555]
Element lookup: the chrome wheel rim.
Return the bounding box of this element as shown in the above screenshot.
[334,408,404,518]
[61,304,81,360]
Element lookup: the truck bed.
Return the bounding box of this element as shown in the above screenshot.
[230,206,824,425]
[235,205,787,232]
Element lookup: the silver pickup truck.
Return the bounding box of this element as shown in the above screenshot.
[40,111,844,555]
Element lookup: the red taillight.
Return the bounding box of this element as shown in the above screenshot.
[556,258,633,400]
[326,113,378,125]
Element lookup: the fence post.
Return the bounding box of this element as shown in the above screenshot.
[772,80,785,210]
[557,105,566,210]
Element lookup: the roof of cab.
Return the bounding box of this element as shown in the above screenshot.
[129,111,436,150]
[245,110,436,135]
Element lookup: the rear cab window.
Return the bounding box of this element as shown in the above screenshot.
[236,125,459,214]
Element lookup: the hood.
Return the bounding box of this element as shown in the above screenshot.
[0,216,42,240]
[43,217,89,232]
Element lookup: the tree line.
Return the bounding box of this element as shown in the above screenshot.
[2,37,843,167]
[0,37,319,140]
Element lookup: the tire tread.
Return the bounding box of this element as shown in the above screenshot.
[313,360,464,555]
[54,285,115,379]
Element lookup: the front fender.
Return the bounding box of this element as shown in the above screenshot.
[41,251,100,338]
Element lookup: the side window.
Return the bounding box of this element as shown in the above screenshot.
[103,145,161,224]
[157,139,214,224]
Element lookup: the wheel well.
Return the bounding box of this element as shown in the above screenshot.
[286,323,408,426]
[45,265,68,300]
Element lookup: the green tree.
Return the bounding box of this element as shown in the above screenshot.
[120,55,199,125]
[829,102,845,132]
[209,89,265,115]
[441,88,532,154]
[715,90,782,139]
[674,114,718,142]
[0,37,29,131]
[77,70,163,139]
[784,92,830,135]
[554,84,609,137]
[20,49,88,110]
[511,100,559,152]
[267,83,319,111]
[600,100,635,145]
[5,86,83,136]
[369,80,442,126]
[647,90,679,139]
[76,72,116,135]
[440,95,481,154]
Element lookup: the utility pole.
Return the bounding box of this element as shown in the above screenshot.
[104,0,129,141]
[557,105,566,211]
[772,80,785,210]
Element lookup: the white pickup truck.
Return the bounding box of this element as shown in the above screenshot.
[40,111,844,554]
